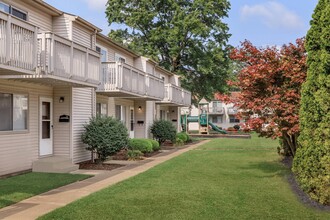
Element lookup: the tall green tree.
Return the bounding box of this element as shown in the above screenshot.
[293,0,330,205]
[105,0,231,102]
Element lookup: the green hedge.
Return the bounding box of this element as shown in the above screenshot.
[292,0,330,205]
[148,139,160,151]
[128,139,153,153]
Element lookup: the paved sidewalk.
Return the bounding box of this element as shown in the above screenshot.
[0,140,209,220]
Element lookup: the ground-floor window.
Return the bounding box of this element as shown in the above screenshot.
[160,110,166,120]
[229,115,240,123]
[211,115,223,123]
[0,93,28,131]
[96,103,107,116]
[115,105,127,124]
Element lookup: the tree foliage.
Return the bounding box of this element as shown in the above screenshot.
[105,0,231,101]
[224,39,307,157]
[293,0,330,205]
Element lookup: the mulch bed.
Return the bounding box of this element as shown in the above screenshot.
[281,157,330,210]
[79,160,124,171]
[111,149,128,160]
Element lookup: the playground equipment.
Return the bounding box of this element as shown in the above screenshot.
[181,98,227,134]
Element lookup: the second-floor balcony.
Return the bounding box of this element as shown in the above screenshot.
[159,83,191,106]
[98,62,164,100]
[0,12,100,87]
[228,107,238,115]
[209,106,225,114]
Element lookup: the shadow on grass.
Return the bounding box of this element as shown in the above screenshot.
[240,161,288,178]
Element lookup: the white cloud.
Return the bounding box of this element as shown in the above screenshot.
[240,1,304,30]
[84,0,107,11]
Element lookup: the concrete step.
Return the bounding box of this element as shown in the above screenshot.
[32,156,79,173]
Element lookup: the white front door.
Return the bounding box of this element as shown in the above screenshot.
[39,98,53,156]
[129,107,134,138]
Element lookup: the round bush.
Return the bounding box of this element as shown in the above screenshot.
[150,120,176,144]
[233,124,240,130]
[149,139,160,151]
[175,138,184,146]
[176,132,188,143]
[128,138,153,153]
[81,115,129,162]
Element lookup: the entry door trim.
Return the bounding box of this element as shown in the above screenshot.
[39,97,53,156]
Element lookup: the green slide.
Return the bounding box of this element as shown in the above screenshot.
[208,121,228,134]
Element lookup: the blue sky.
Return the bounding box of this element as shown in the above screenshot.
[45,0,318,47]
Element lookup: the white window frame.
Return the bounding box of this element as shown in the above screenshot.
[115,53,126,63]
[96,44,108,63]
[0,1,28,21]
[0,92,29,133]
[96,103,107,116]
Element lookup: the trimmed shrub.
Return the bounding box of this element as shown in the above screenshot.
[127,150,143,161]
[293,0,330,205]
[149,139,160,151]
[233,125,240,130]
[150,120,176,144]
[175,138,184,146]
[81,116,129,162]
[128,138,153,153]
[176,132,190,143]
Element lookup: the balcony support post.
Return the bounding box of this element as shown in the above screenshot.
[5,15,11,64]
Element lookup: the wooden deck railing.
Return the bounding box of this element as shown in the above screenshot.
[37,32,100,84]
[164,83,191,106]
[99,62,164,100]
[209,107,225,114]
[0,12,38,71]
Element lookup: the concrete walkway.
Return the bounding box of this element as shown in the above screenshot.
[0,140,209,220]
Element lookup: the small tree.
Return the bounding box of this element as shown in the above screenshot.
[150,120,176,145]
[81,116,129,162]
[226,38,307,157]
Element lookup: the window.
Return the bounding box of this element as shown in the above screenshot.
[0,2,27,21]
[115,53,126,63]
[115,105,121,120]
[0,93,28,131]
[211,116,222,124]
[0,2,9,13]
[160,110,166,120]
[229,115,240,123]
[96,46,107,62]
[96,103,107,116]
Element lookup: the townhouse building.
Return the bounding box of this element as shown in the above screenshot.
[0,0,191,176]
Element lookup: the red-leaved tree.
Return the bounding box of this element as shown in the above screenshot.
[222,39,307,157]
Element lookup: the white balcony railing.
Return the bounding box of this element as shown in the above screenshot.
[0,12,38,72]
[37,32,100,84]
[228,107,238,115]
[209,107,225,114]
[163,83,191,106]
[99,62,164,100]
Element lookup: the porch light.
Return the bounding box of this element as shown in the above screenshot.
[59,97,65,103]
[138,106,142,111]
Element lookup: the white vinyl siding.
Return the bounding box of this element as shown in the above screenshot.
[0,80,52,176]
[53,15,71,40]
[10,0,52,31]
[72,22,92,49]
[53,87,71,157]
[72,87,94,163]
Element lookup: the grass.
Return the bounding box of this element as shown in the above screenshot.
[0,172,90,209]
[40,135,330,220]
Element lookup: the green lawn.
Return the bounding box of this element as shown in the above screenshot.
[0,172,90,209]
[40,135,330,220]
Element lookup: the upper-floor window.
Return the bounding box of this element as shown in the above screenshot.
[96,46,107,62]
[0,93,28,131]
[115,53,126,63]
[0,2,27,21]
